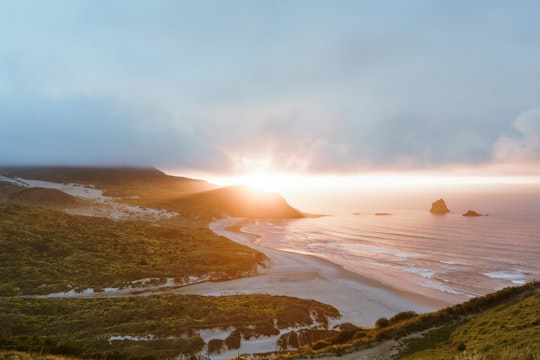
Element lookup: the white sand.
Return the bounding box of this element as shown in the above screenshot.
[1,176,179,221]
[173,217,456,327]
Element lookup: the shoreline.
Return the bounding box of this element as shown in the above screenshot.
[174,217,459,326]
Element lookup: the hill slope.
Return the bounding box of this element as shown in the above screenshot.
[0,166,216,198]
[398,283,540,359]
[6,187,83,209]
[276,283,539,360]
[0,202,267,296]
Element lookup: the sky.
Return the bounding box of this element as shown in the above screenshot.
[1,0,540,183]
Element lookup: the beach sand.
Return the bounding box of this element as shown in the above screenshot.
[174,217,461,327]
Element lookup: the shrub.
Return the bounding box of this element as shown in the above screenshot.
[207,339,224,354]
[375,317,390,328]
[390,311,417,323]
[225,334,241,350]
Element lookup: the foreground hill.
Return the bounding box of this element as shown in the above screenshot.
[276,282,539,359]
[0,294,339,359]
[1,283,537,359]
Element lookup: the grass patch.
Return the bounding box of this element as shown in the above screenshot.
[398,323,459,358]
[0,203,267,295]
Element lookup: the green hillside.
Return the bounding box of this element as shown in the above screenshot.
[398,283,540,359]
[276,283,539,360]
[0,203,267,296]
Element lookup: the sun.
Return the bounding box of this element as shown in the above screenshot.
[214,171,291,193]
[236,172,274,191]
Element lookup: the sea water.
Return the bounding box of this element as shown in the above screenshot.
[242,187,540,301]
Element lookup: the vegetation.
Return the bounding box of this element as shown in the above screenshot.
[0,294,339,359]
[0,202,267,295]
[1,167,538,359]
[398,283,540,359]
[276,282,539,359]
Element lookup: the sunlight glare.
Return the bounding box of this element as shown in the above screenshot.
[201,172,540,192]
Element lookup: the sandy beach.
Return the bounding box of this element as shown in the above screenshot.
[173,217,458,327]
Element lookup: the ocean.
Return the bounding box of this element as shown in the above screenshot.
[241,187,540,301]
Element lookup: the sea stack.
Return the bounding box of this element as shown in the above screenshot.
[462,209,483,217]
[430,198,450,215]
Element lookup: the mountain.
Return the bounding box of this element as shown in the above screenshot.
[0,166,216,199]
[0,166,303,219]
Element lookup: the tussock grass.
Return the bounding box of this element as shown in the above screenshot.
[398,283,540,359]
[276,283,539,360]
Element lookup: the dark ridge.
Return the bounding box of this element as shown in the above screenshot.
[0,166,217,200]
[0,167,301,218]
[0,166,169,184]
[179,185,304,218]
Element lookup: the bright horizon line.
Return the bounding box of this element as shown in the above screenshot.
[173,170,540,193]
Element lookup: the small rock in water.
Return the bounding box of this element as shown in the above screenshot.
[462,209,483,217]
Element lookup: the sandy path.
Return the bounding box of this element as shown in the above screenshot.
[172,217,453,327]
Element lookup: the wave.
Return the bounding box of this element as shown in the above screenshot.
[243,210,540,299]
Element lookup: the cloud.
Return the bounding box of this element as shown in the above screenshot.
[494,108,540,164]
[191,97,502,174]
[0,91,230,170]
[1,1,540,176]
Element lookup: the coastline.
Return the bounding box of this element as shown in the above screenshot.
[176,217,459,327]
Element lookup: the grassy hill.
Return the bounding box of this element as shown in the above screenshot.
[0,166,216,205]
[398,283,540,359]
[1,167,537,359]
[0,203,267,296]
[275,282,539,360]
[0,294,339,359]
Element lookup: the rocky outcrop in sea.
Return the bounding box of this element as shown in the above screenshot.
[430,198,450,215]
